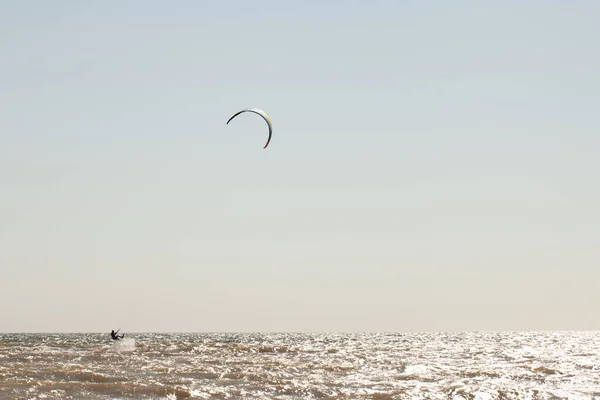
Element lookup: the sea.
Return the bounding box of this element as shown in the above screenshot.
[1,332,599,399]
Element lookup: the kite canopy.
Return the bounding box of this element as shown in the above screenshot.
[226,108,273,149]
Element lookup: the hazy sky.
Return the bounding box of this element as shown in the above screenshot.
[1,1,599,333]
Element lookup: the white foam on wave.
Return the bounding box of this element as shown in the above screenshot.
[403,364,429,375]
[112,337,136,352]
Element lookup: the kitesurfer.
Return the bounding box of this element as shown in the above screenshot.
[111,329,124,340]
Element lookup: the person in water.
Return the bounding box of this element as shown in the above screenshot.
[111,329,124,340]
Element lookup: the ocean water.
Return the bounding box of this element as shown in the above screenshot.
[1,332,599,399]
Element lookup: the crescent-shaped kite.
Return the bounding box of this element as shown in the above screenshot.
[226,108,273,149]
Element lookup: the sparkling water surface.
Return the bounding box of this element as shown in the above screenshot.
[1,332,599,399]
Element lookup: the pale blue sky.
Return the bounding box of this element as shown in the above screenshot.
[1,1,599,332]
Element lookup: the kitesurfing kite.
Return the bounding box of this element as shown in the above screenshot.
[226,108,273,149]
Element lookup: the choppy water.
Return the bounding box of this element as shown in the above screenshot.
[1,332,599,399]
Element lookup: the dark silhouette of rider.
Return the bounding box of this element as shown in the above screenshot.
[111,329,124,340]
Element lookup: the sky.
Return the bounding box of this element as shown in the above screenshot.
[1,1,599,333]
